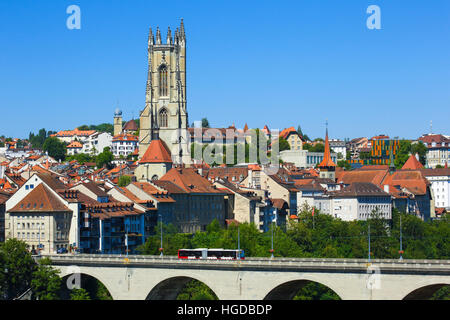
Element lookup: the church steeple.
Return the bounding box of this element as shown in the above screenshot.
[318,120,336,180]
[389,145,396,174]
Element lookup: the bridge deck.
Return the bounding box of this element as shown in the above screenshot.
[39,254,450,275]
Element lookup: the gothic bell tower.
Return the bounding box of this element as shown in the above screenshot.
[139,19,190,165]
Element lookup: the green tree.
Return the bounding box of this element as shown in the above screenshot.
[31,258,61,300]
[201,118,210,128]
[118,175,132,187]
[176,279,218,300]
[77,125,90,131]
[70,288,91,300]
[337,160,351,170]
[96,147,114,169]
[42,137,66,161]
[0,239,36,299]
[294,282,340,300]
[276,137,290,152]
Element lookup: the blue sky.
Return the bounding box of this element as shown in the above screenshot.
[0,0,449,140]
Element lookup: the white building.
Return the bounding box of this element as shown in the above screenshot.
[329,139,347,159]
[418,134,450,168]
[422,168,450,210]
[81,132,113,155]
[67,141,83,156]
[316,182,391,221]
[111,133,139,158]
[52,128,97,144]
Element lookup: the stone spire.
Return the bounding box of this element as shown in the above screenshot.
[174,27,179,45]
[179,18,185,41]
[167,26,172,44]
[156,27,161,44]
[148,27,154,46]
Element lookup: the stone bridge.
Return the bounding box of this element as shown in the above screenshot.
[40,254,450,300]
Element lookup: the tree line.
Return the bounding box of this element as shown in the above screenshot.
[136,206,449,300]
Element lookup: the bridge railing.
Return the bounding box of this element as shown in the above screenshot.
[39,253,450,269]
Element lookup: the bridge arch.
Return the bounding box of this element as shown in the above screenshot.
[403,283,450,300]
[57,267,117,300]
[263,278,342,300]
[146,276,219,300]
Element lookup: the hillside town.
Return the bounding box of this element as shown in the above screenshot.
[0,20,448,257]
[0,121,448,255]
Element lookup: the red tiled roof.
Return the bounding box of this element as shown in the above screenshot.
[160,167,224,194]
[139,139,172,163]
[9,184,71,213]
[418,134,450,146]
[402,154,424,170]
[54,128,96,137]
[371,135,390,140]
[112,133,139,142]
[67,141,83,148]
[279,127,299,140]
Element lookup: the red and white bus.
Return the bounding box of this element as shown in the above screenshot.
[178,248,245,260]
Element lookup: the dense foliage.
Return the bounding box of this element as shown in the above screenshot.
[77,123,114,135]
[96,147,114,169]
[0,239,112,300]
[42,137,66,161]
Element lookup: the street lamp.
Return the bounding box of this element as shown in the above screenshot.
[399,214,403,261]
[237,224,240,256]
[368,221,371,263]
[37,224,41,256]
[125,224,129,258]
[270,220,275,259]
[159,214,163,257]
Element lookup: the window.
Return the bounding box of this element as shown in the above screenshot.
[159,109,168,128]
[159,65,168,96]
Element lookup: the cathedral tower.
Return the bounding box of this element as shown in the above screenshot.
[139,19,190,165]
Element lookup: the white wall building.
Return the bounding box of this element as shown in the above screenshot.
[422,168,450,210]
[315,182,391,221]
[329,139,347,159]
[81,132,113,155]
[111,133,139,158]
[418,134,450,168]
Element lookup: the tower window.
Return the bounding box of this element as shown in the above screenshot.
[159,109,168,128]
[159,65,168,96]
